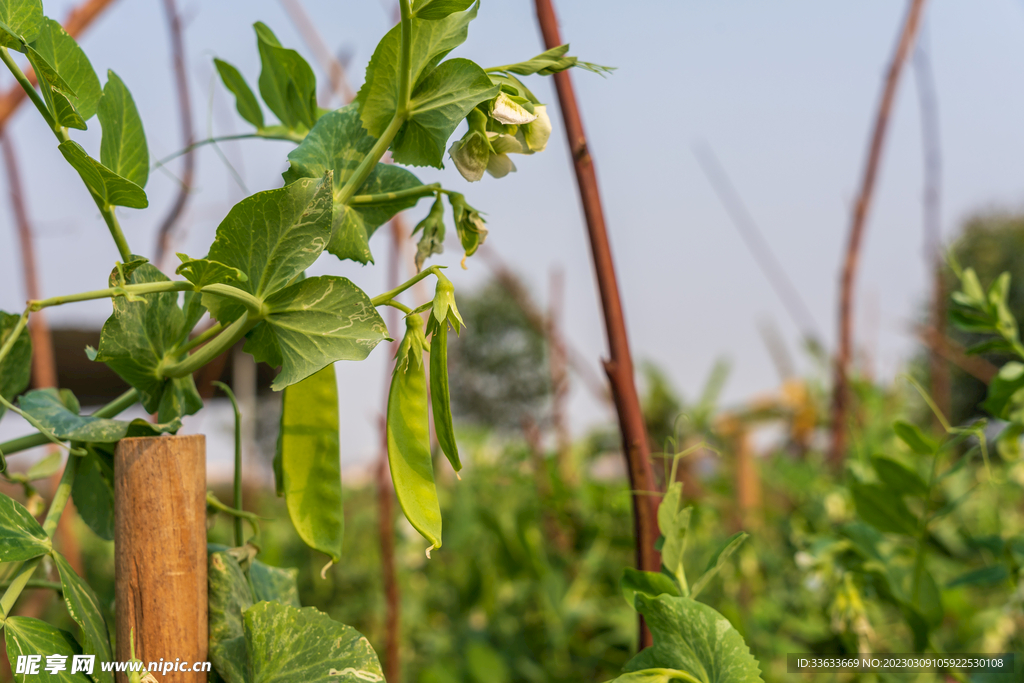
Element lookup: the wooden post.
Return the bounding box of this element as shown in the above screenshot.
[115,435,207,682]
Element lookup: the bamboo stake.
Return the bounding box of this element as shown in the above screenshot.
[115,435,207,683]
[533,0,659,649]
[830,0,929,466]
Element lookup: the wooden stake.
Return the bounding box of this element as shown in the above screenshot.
[115,435,207,682]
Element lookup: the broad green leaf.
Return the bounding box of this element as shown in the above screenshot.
[0,310,32,422]
[4,617,90,683]
[27,17,101,119]
[689,532,748,599]
[57,140,148,209]
[98,70,148,188]
[429,320,460,471]
[254,22,317,132]
[214,58,264,129]
[358,2,479,138]
[71,444,114,540]
[243,275,388,390]
[413,0,474,20]
[946,564,1010,588]
[983,362,1024,420]
[0,492,50,561]
[276,365,343,563]
[208,551,253,683]
[204,175,333,323]
[25,44,85,128]
[18,388,180,442]
[250,560,301,607]
[284,106,424,264]
[609,670,706,683]
[621,568,681,609]
[622,594,763,683]
[392,58,498,168]
[53,552,113,683]
[243,601,384,683]
[658,481,692,590]
[0,0,42,51]
[850,482,919,536]
[387,315,441,548]
[176,255,248,289]
[892,420,937,455]
[18,450,61,481]
[870,455,928,497]
[93,263,202,421]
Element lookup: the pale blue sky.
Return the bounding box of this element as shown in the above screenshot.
[2,0,1024,461]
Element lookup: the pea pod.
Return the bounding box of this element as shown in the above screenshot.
[387,314,441,549]
[276,364,344,563]
[429,319,461,472]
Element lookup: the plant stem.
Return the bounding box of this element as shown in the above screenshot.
[205,492,260,543]
[176,322,225,355]
[371,266,441,307]
[161,313,254,379]
[100,207,132,263]
[397,0,413,111]
[200,283,264,316]
[0,580,62,593]
[378,300,412,315]
[152,133,265,172]
[350,183,440,205]
[212,382,245,547]
[0,455,79,617]
[0,47,57,132]
[30,280,193,310]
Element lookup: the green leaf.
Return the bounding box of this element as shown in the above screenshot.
[208,551,253,683]
[608,670,707,683]
[93,263,202,421]
[57,140,148,209]
[243,601,384,683]
[620,568,681,609]
[215,58,264,129]
[358,2,478,137]
[98,70,148,188]
[23,451,62,481]
[18,388,180,442]
[689,532,748,599]
[176,255,248,289]
[849,482,919,536]
[870,455,928,497]
[429,320,460,471]
[71,445,114,540]
[946,564,1009,589]
[204,175,333,322]
[413,0,475,20]
[276,364,343,564]
[53,551,114,683]
[658,482,692,591]
[491,43,614,77]
[254,22,317,132]
[0,0,43,51]
[250,560,300,607]
[621,594,763,683]
[4,617,91,682]
[244,275,388,390]
[392,58,498,168]
[27,17,101,120]
[0,492,50,561]
[387,315,441,549]
[892,420,937,455]
[284,106,424,264]
[0,311,32,422]
[983,362,1024,420]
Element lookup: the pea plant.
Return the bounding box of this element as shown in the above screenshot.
[0,0,614,679]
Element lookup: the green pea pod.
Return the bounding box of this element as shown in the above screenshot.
[276,364,344,563]
[388,314,442,549]
[429,319,461,472]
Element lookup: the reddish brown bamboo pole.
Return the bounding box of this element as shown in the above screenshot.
[153,0,196,267]
[0,0,120,130]
[830,0,928,466]
[533,0,659,648]
[114,435,207,683]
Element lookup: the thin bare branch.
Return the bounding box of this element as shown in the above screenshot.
[830,0,929,466]
[153,0,196,267]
